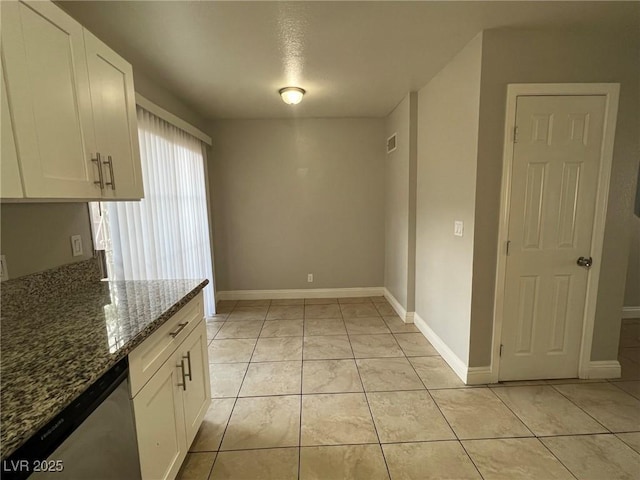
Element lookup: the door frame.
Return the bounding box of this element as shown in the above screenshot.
[490,83,620,383]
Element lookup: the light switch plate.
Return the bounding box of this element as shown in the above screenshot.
[71,235,83,257]
[454,221,464,237]
[307,273,314,283]
[0,255,8,281]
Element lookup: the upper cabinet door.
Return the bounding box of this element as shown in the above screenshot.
[1,57,24,199]
[84,31,144,200]
[1,1,100,199]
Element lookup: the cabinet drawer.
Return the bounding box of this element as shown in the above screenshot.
[129,292,204,397]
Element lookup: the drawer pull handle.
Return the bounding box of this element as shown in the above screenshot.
[183,352,192,381]
[169,322,188,338]
[92,153,105,189]
[103,155,116,190]
[177,359,187,391]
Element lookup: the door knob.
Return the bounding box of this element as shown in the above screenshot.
[577,256,593,268]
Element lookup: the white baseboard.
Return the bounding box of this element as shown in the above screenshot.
[383,288,407,318]
[585,360,621,379]
[413,312,468,383]
[466,366,494,385]
[622,306,640,319]
[217,287,384,301]
[383,288,415,323]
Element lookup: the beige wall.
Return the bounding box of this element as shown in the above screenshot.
[209,118,385,291]
[407,93,418,312]
[384,93,418,312]
[415,33,483,364]
[385,95,409,307]
[133,70,208,133]
[0,203,93,278]
[625,216,640,307]
[468,29,640,366]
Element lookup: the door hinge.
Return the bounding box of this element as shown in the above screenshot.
[513,126,519,143]
[506,240,511,256]
[500,344,504,357]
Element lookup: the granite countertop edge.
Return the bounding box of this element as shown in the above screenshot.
[1,278,209,460]
[103,278,210,362]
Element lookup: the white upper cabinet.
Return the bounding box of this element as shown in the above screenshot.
[84,31,144,200]
[1,0,99,199]
[1,57,24,199]
[0,0,143,201]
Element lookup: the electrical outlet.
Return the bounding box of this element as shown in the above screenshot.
[71,235,83,257]
[307,273,314,283]
[454,221,464,237]
[0,255,8,281]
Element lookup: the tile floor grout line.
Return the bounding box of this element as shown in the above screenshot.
[349,312,394,480]
[403,353,488,479]
[217,353,449,362]
[298,304,306,480]
[547,383,613,434]
[456,441,486,480]
[473,386,584,478]
[207,431,640,454]
[536,430,640,438]
[614,432,640,455]
[213,320,265,341]
[396,350,484,479]
[218,445,302,453]
[608,378,640,400]
[484,385,536,438]
[340,308,391,479]
[536,437,581,480]
[405,355,462,443]
[213,327,263,458]
[204,452,216,480]
[403,347,487,480]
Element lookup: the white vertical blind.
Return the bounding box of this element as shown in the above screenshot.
[107,107,215,315]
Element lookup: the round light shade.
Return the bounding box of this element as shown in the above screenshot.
[279,87,305,105]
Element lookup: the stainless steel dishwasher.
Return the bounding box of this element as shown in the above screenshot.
[3,358,142,480]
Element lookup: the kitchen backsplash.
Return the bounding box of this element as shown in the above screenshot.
[0,203,94,279]
[0,257,102,316]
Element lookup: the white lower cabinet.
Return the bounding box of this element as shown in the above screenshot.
[131,308,211,480]
[132,352,187,480]
[180,322,211,445]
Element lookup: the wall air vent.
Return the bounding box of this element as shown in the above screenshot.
[386,133,397,154]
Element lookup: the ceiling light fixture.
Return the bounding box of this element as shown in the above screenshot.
[279,86,305,105]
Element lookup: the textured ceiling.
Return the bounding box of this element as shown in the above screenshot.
[57,1,639,120]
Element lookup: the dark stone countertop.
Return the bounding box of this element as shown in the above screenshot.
[0,278,209,459]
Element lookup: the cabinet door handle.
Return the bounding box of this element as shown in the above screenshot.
[92,153,104,189]
[169,322,188,338]
[103,155,116,190]
[183,352,192,381]
[177,359,187,391]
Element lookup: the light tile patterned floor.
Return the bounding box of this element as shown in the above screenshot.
[178,303,640,480]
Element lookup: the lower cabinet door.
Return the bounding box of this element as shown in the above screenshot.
[181,320,212,446]
[133,356,187,480]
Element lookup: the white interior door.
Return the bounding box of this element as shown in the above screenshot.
[500,95,607,381]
